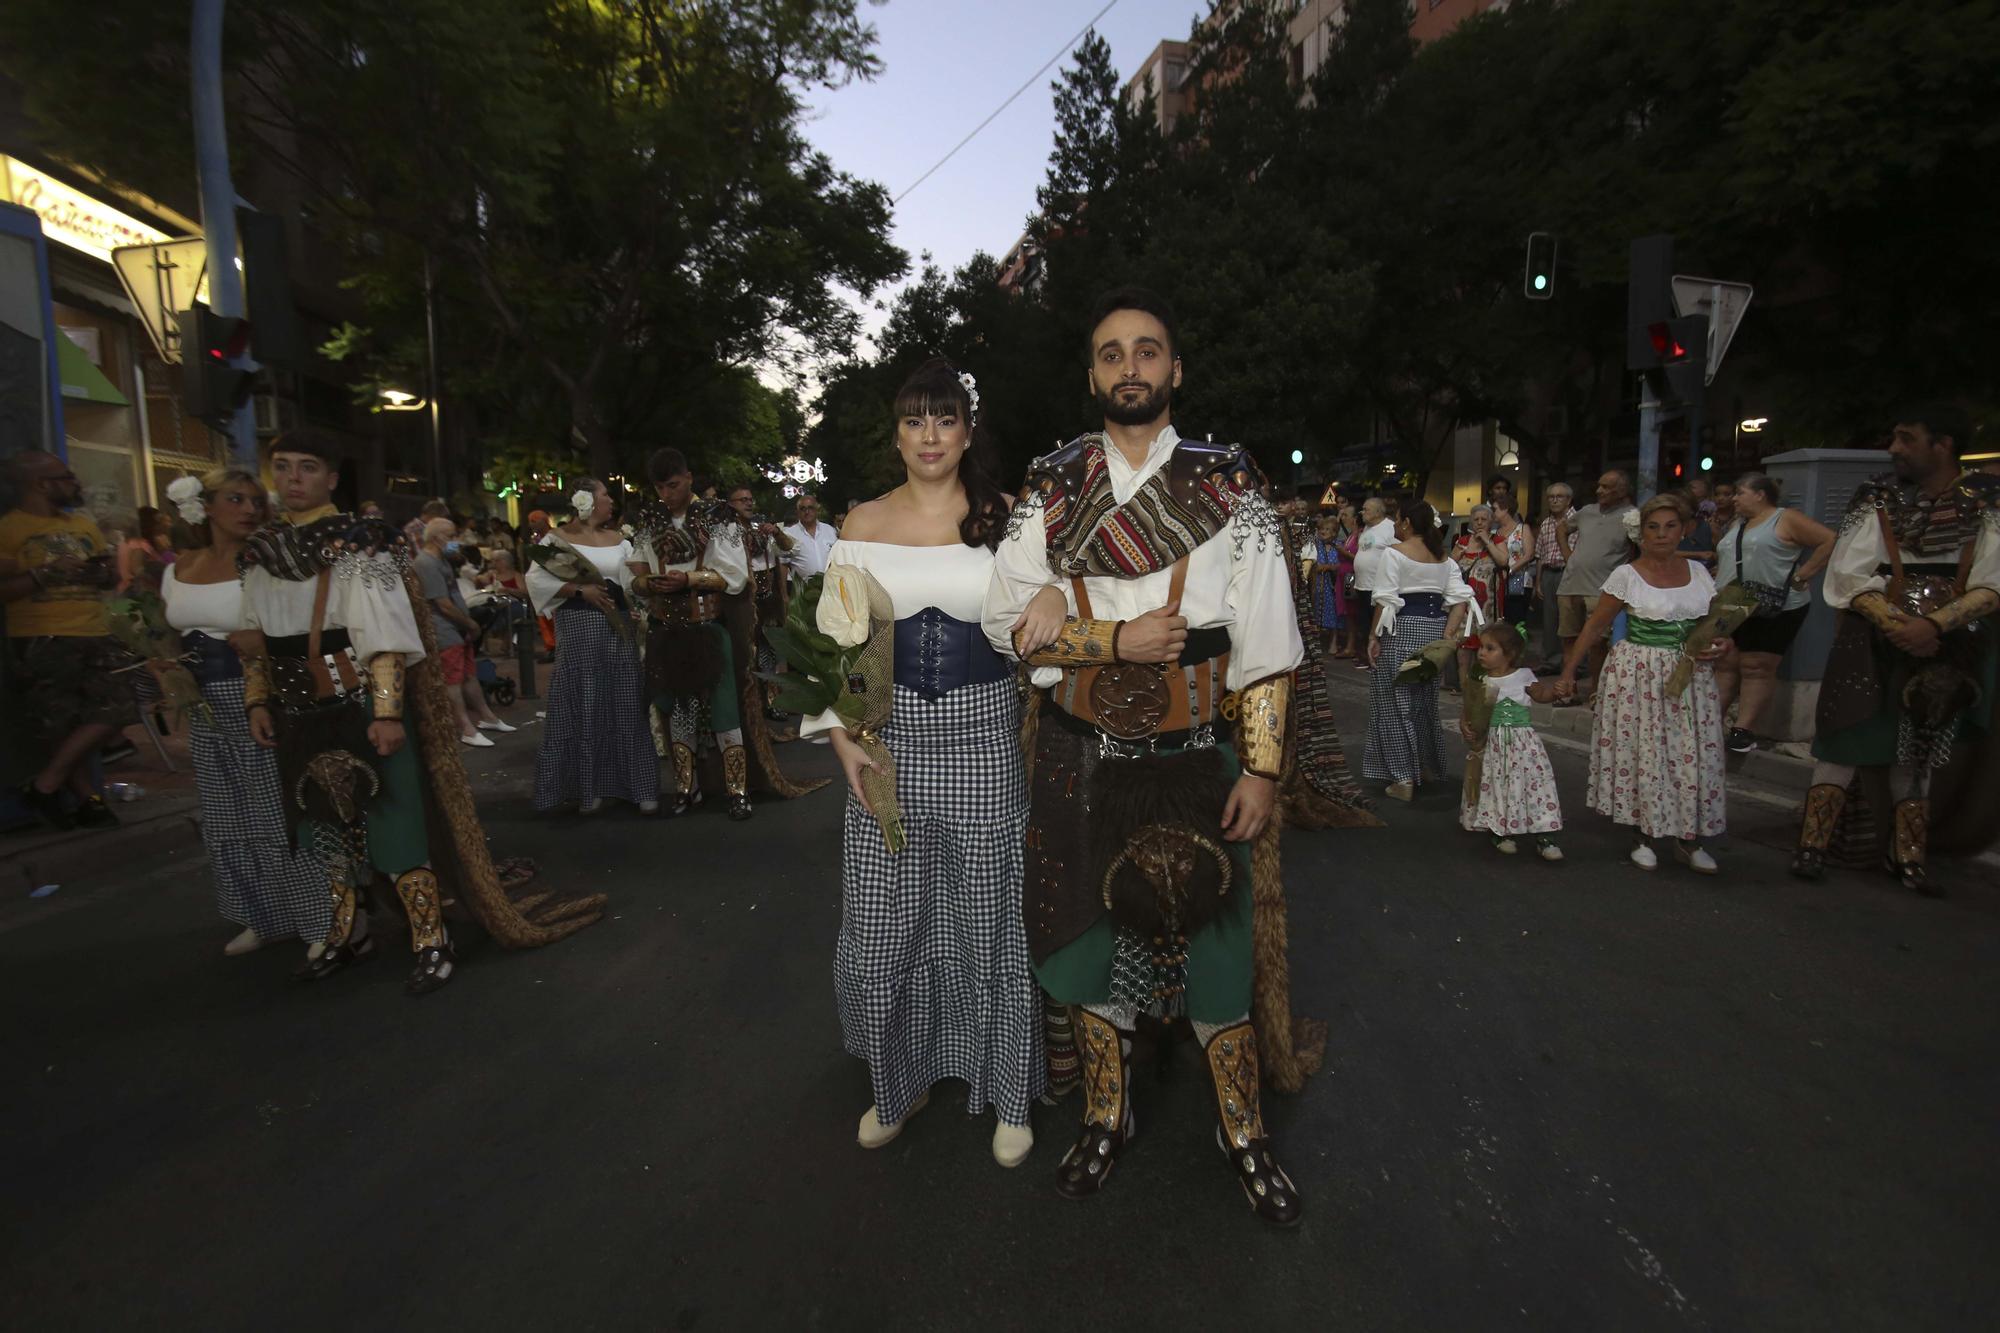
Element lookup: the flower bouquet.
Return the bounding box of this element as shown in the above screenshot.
[763,565,905,853]
[105,590,206,721]
[1393,638,1456,686]
[527,538,634,643]
[1665,584,1758,699]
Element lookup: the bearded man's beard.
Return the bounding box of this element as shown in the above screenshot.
[1097,378,1172,426]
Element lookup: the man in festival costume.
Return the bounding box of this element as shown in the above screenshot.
[985,287,1321,1226]
[630,447,755,819]
[240,430,605,993]
[1793,403,2000,895]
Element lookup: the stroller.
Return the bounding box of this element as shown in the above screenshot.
[476,655,517,709]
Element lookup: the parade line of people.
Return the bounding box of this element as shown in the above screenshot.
[3,288,1994,1226]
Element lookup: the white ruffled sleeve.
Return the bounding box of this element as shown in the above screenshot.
[984,494,1065,689]
[331,551,427,665]
[1445,559,1483,630]
[1370,550,1407,637]
[1968,506,2000,598]
[1221,491,1304,690]
[609,539,635,592]
[1821,505,1888,610]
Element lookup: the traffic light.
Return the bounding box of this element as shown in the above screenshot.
[178,302,255,428]
[1523,231,1557,300]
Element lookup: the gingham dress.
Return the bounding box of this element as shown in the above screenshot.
[1364,607,1450,783]
[835,675,1043,1126]
[532,598,661,811]
[191,676,333,942]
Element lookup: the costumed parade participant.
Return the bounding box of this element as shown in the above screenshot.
[791,357,1044,1166]
[727,482,795,724]
[1557,494,1730,873]
[527,478,659,815]
[1792,404,2000,894]
[1365,500,1477,801]
[630,448,754,819]
[240,431,605,993]
[159,469,331,956]
[985,288,1318,1226]
[1284,501,1379,830]
[1457,623,1564,861]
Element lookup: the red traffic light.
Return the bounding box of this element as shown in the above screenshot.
[1648,321,1689,363]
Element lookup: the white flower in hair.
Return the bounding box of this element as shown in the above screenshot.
[958,371,980,423]
[571,489,595,521]
[165,474,207,525]
[1622,508,1642,544]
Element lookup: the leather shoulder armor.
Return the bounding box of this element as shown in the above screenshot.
[1168,440,1265,506]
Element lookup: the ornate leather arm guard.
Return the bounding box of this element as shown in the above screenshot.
[685,569,727,593]
[367,654,406,721]
[1020,616,1121,667]
[243,654,272,711]
[1234,673,1289,780]
[1924,587,2000,635]
[1849,591,1906,634]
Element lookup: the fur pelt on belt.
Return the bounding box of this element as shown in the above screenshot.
[1086,747,1235,938]
[647,622,723,698]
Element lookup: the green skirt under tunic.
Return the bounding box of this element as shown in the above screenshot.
[1030,741,1254,1024]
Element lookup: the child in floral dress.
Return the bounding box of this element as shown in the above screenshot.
[1459,624,1565,861]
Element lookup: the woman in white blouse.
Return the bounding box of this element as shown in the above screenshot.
[1366,500,1477,800]
[526,478,660,815]
[803,358,1043,1167]
[159,468,331,957]
[1557,493,1731,872]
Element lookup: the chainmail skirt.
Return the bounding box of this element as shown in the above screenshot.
[533,602,661,810]
[191,677,332,941]
[835,678,1045,1126]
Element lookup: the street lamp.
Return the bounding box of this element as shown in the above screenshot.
[1289,448,1304,465]
[378,387,426,411]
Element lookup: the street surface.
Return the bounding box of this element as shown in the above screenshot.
[3,674,1995,1331]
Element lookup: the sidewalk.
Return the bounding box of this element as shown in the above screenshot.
[1,722,203,894]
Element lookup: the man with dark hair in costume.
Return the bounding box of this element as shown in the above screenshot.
[630,447,754,819]
[985,286,1319,1226]
[1793,402,2000,895]
[240,431,605,993]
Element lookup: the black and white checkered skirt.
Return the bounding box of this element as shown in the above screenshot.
[190,677,333,941]
[835,677,1045,1125]
[533,601,661,811]
[1363,611,1450,784]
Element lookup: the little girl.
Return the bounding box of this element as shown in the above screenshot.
[1458,624,1565,861]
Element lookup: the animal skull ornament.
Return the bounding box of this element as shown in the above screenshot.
[296,750,381,825]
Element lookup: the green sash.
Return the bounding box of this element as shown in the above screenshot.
[1490,698,1533,730]
[1625,616,1700,649]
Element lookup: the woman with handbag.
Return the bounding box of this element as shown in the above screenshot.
[801,357,1041,1166]
[1713,473,1835,752]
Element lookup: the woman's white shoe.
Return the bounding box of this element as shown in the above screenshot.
[992,1120,1034,1168]
[223,927,263,956]
[476,719,517,733]
[1677,841,1719,874]
[1629,842,1659,870]
[459,731,495,748]
[858,1091,929,1149]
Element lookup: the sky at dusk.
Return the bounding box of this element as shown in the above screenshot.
[802,0,1207,349]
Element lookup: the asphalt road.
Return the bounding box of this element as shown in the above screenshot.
[3,675,1994,1331]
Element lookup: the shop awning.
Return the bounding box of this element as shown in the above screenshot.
[56,329,128,407]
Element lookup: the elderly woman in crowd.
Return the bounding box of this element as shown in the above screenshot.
[1557,493,1731,873]
[1533,482,1575,669]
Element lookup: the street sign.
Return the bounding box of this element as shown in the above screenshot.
[111,237,208,363]
[1671,276,1753,386]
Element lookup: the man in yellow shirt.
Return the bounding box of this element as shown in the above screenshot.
[0,450,133,829]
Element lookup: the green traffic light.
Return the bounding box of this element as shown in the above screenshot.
[1533,274,1548,291]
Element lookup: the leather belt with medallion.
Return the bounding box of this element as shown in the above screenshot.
[648,587,722,627]
[1051,557,1232,741]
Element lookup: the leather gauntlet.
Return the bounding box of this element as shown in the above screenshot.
[1924,587,2000,635]
[1233,673,1290,780]
[367,653,406,721]
[685,569,727,593]
[1021,616,1121,668]
[1850,591,1905,633]
[242,654,272,711]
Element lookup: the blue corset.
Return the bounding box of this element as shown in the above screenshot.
[894,607,1009,699]
[182,630,243,685]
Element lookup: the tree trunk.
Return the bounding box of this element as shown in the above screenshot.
[572,395,615,479]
